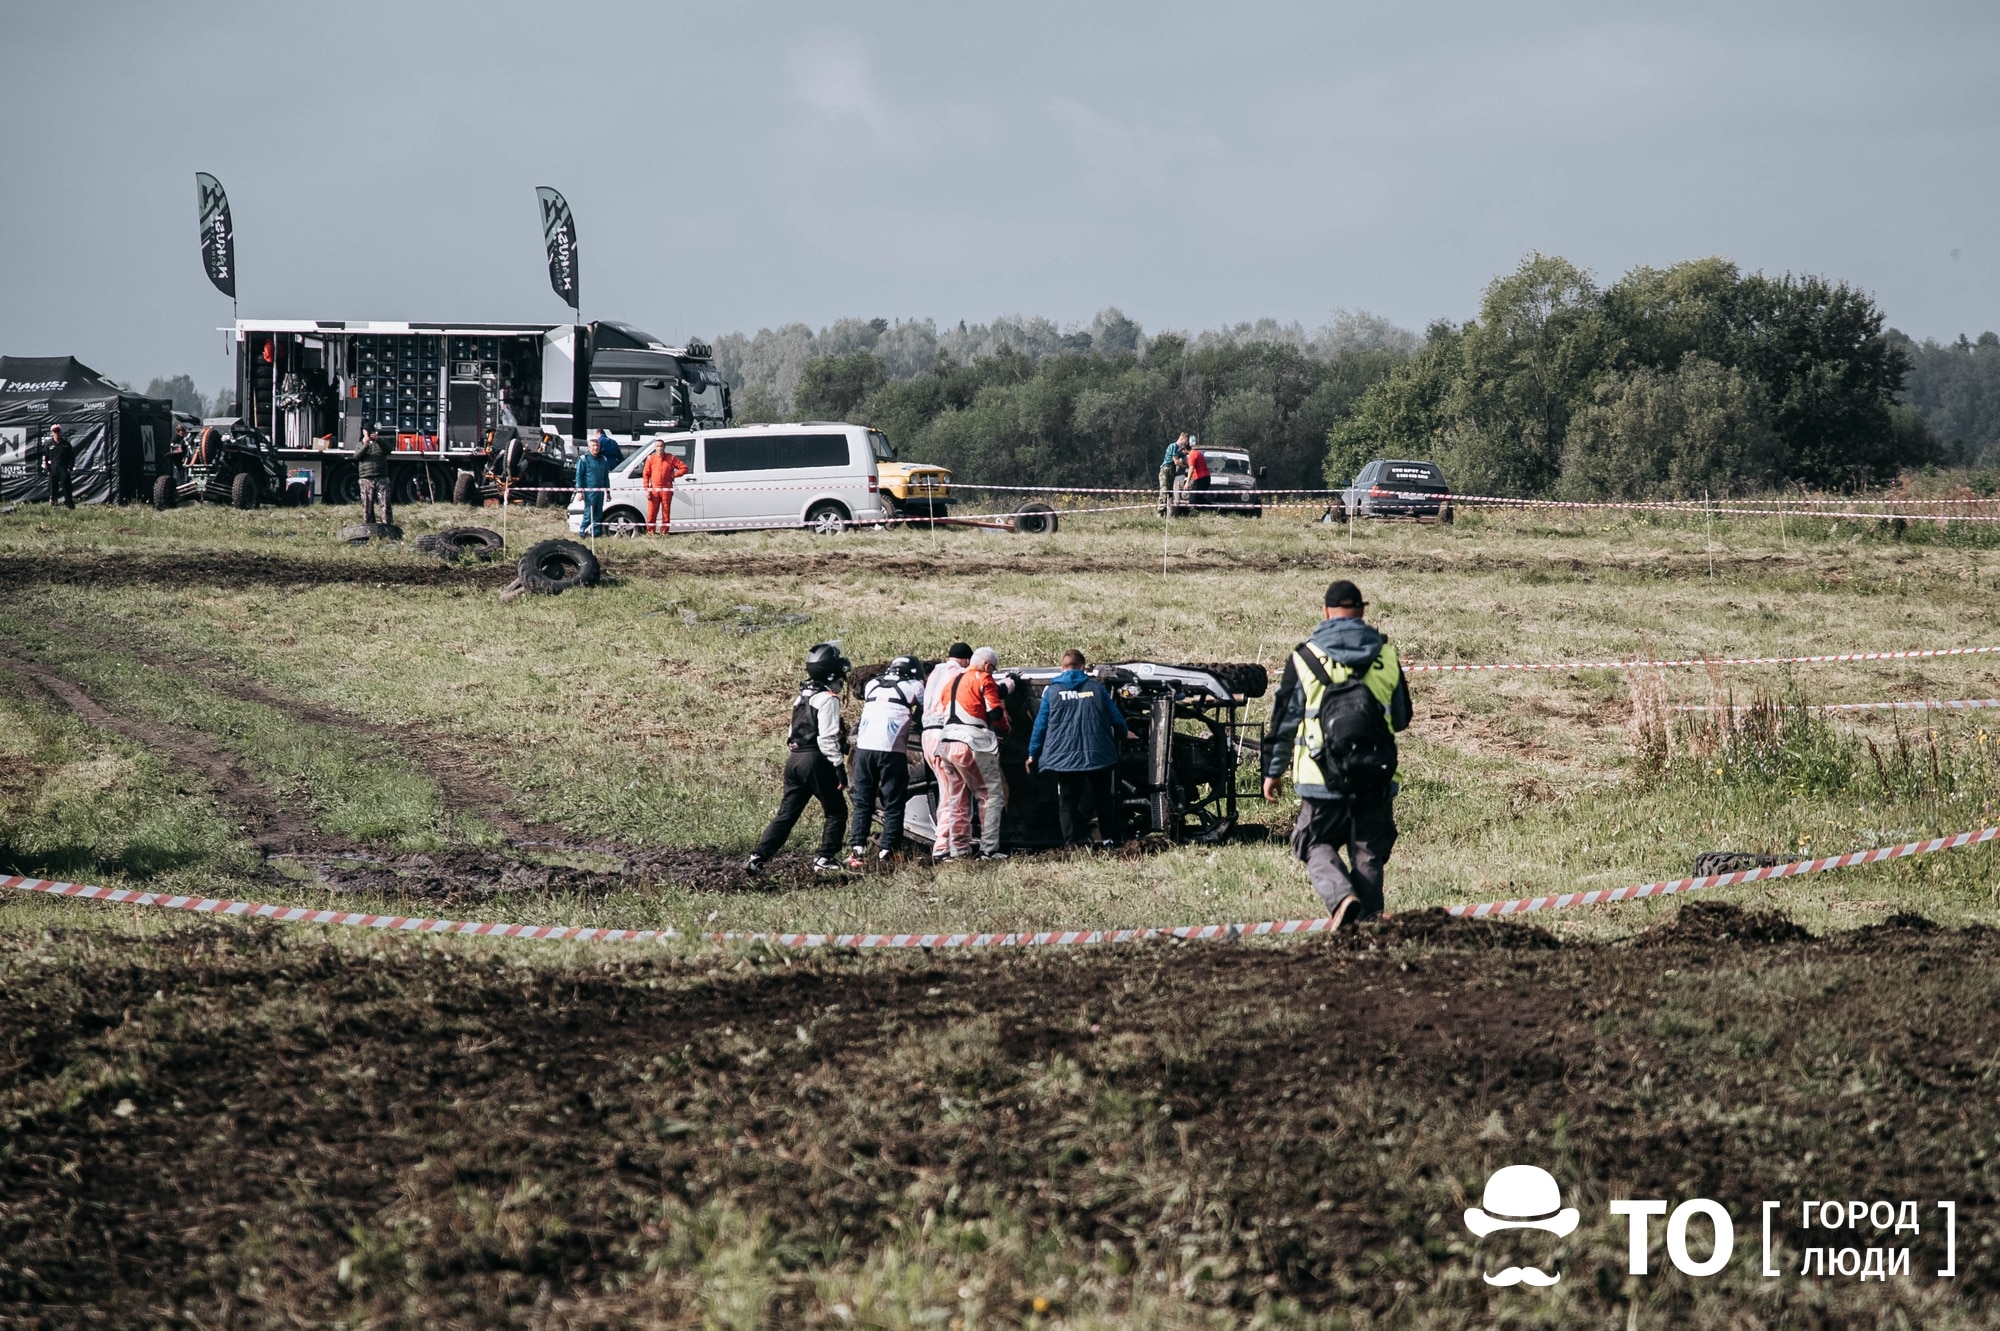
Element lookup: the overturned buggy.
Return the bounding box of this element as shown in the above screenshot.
[880,659,1269,852]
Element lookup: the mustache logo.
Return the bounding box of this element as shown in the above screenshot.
[1483,1266,1561,1287]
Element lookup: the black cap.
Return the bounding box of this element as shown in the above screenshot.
[947,642,973,660]
[1324,580,1365,610]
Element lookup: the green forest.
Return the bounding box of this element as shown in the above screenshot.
[1328,255,1938,498]
[735,257,1999,498]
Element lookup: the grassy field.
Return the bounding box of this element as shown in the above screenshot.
[1,497,1996,939]
[3,496,2000,1325]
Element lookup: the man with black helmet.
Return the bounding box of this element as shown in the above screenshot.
[1262,579,1412,928]
[845,654,926,867]
[747,643,851,875]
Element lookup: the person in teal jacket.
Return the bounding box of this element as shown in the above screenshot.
[575,435,614,535]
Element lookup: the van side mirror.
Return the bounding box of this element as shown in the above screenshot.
[1257,466,1268,478]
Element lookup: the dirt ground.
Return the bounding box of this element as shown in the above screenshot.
[4,512,1997,1325]
[2,907,1994,1327]
[0,540,1871,593]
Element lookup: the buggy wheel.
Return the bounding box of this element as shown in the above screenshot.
[1011,501,1058,534]
[230,471,260,510]
[152,475,177,510]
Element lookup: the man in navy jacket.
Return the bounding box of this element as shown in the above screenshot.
[1027,649,1134,848]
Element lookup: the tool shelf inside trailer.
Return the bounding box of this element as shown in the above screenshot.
[230,318,730,505]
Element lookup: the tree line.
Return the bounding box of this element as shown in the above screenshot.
[1892,330,2000,467]
[752,258,1992,498]
[1326,255,1944,497]
[797,337,1406,492]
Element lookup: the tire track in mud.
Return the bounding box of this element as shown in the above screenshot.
[0,544,1832,592]
[0,628,844,899]
[33,615,544,844]
[0,550,516,591]
[1,648,326,860]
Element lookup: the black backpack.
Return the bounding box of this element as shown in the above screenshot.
[1293,643,1397,795]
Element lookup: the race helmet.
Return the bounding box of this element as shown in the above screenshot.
[888,654,923,681]
[805,643,851,684]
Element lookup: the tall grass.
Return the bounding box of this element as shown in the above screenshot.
[1629,674,2000,835]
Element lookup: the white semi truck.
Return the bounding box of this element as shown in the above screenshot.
[227,317,729,505]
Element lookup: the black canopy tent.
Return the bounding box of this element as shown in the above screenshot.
[0,357,173,504]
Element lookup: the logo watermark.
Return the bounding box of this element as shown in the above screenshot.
[1462,1165,1960,1288]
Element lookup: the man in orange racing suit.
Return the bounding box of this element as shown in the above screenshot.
[641,438,689,533]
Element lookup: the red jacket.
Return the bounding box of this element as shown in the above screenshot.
[642,452,688,490]
[949,667,1010,734]
[1186,448,1210,481]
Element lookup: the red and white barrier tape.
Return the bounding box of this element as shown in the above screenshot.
[492,481,2000,522]
[1401,644,2000,674]
[10,823,1997,947]
[1672,698,2000,714]
[1447,825,2000,919]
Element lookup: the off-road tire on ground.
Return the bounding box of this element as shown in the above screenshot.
[452,471,478,506]
[152,475,176,510]
[518,538,601,595]
[1012,501,1059,534]
[337,522,403,545]
[806,501,850,536]
[1171,662,1269,699]
[284,482,311,508]
[230,472,260,510]
[415,526,506,563]
[1691,851,1780,877]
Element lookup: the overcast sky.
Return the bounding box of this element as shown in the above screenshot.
[3,1,1996,391]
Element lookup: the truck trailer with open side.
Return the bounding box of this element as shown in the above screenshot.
[226,318,731,506]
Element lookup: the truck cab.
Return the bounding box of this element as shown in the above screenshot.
[575,322,729,444]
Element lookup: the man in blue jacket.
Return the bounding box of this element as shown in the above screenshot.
[1027,649,1134,848]
[575,434,614,535]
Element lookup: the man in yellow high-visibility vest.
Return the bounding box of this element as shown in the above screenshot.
[1262,580,1412,928]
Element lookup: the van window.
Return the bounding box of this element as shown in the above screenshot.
[869,430,895,462]
[588,380,624,409]
[703,432,850,473]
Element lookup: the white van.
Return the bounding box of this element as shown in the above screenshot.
[568,423,894,535]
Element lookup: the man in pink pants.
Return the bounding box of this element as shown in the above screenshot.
[921,643,973,861]
[938,646,1011,860]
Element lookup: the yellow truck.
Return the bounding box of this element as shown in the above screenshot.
[866,428,954,521]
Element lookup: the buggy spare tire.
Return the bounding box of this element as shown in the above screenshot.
[1171,662,1269,699]
[152,474,177,511]
[338,522,403,545]
[518,538,600,595]
[230,471,260,510]
[422,526,505,563]
[1012,501,1058,534]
